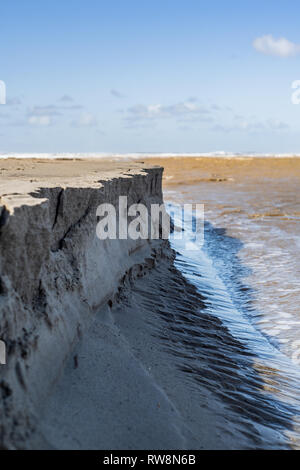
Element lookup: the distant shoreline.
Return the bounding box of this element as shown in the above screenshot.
[1,152,300,160]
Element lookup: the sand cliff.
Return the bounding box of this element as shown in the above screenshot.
[0,160,167,448]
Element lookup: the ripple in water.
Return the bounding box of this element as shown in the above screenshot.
[158,203,300,449]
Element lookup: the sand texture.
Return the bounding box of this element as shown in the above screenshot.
[0,159,167,448]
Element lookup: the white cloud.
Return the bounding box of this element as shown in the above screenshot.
[28,115,52,126]
[253,35,300,57]
[267,118,289,130]
[28,105,62,117]
[213,115,289,133]
[28,103,83,116]
[126,101,210,122]
[71,112,97,127]
[27,106,60,126]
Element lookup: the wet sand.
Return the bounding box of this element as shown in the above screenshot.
[37,256,238,450]
[144,156,300,190]
[144,157,300,363]
[144,156,300,448]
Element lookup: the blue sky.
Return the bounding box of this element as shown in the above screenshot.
[1,0,300,153]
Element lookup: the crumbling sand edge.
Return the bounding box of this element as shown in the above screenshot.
[0,166,165,449]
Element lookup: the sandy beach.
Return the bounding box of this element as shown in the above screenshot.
[1,156,300,449]
[0,157,246,449]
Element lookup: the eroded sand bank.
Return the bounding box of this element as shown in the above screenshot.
[0,159,167,448]
[0,158,231,450]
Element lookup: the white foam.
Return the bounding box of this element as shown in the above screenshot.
[1,152,300,160]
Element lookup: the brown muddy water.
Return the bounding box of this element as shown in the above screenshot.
[145,157,300,449]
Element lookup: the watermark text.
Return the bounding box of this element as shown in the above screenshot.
[0,80,6,104]
[96,198,204,250]
[0,340,6,365]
